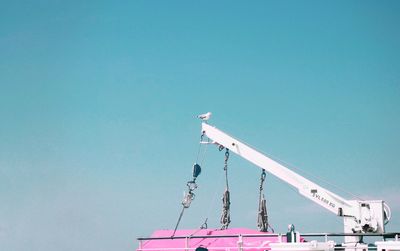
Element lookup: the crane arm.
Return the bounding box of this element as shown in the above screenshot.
[201,122,388,237]
[202,123,351,215]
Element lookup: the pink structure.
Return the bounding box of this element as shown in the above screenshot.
[137,228,295,251]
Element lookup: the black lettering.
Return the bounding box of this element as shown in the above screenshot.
[310,190,336,209]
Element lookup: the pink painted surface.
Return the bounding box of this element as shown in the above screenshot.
[138,228,289,251]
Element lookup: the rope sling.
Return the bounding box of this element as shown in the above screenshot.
[257,169,274,232]
[257,170,268,231]
[220,148,231,230]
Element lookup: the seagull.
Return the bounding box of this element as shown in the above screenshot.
[197,112,212,121]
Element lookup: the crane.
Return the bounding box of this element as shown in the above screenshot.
[201,122,391,244]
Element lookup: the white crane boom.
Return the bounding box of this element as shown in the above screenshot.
[201,122,388,242]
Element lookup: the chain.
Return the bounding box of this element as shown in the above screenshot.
[260,170,266,191]
[224,149,229,189]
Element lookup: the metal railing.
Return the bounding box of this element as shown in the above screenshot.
[137,232,400,251]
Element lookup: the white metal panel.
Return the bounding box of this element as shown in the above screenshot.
[202,123,352,215]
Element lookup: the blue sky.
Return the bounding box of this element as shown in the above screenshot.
[1,1,399,250]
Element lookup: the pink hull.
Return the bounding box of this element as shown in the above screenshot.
[138,228,291,251]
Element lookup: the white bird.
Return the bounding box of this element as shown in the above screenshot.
[197,112,212,121]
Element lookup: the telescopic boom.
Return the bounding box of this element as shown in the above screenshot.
[201,122,389,243]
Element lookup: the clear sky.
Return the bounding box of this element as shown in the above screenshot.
[1,1,399,250]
